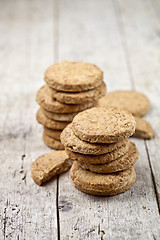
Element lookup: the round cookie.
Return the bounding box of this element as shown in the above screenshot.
[65,140,130,164]
[97,91,150,117]
[72,107,136,143]
[49,82,106,104]
[43,127,61,140]
[70,161,136,196]
[60,123,129,155]
[44,61,103,92]
[80,142,139,173]
[43,132,64,150]
[36,85,96,113]
[36,108,69,130]
[41,107,77,122]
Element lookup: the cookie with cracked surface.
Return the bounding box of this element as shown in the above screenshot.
[49,81,106,104]
[36,85,96,113]
[31,150,72,185]
[43,127,61,140]
[36,108,69,130]
[80,142,139,173]
[44,61,103,92]
[133,116,154,139]
[65,140,130,165]
[60,123,129,155]
[70,161,136,196]
[42,107,77,122]
[72,107,136,143]
[43,132,64,150]
[97,91,150,117]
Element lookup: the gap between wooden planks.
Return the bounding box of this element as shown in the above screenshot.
[57,0,160,239]
[0,0,58,239]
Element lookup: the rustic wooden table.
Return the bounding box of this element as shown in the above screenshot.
[0,0,160,239]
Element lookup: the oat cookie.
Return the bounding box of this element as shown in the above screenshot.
[36,85,96,113]
[61,123,129,155]
[72,107,136,143]
[70,161,136,196]
[49,82,106,104]
[65,140,130,164]
[43,127,61,140]
[31,150,72,185]
[97,91,150,117]
[36,108,69,130]
[42,107,77,122]
[133,116,154,139]
[80,142,139,173]
[44,61,103,92]
[43,132,64,150]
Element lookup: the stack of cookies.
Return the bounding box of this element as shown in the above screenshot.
[61,107,139,196]
[36,61,106,150]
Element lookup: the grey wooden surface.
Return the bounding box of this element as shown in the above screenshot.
[0,0,160,239]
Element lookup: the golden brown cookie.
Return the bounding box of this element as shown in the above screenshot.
[61,123,129,155]
[49,82,106,104]
[36,108,69,130]
[80,142,139,173]
[43,127,61,140]
[70,161,136,196]
[65,140,130,164]
[72,107,136,143]
[43,132,64,150]
[42,107,77,122]
[44,61,103,92]
[36,85,96,113]
[97,91,150,117]
[133,117,154,139]
[31,150,72,185]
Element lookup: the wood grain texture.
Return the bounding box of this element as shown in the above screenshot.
[0,0,160,240]
[0,0,58,239]
[58,0,160,239]
[117,0,160,209]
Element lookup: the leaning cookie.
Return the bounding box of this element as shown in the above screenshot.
[65,140,130,164]
[70,161,136,196]
[43,132,64,150]
[31,150,72,185]
[49,82,106,105]
[72,107,136,143]
[36,108,69,130]
[61,123,129,155]
[44,61,103,92]
[42,107,77,122]
[80,142,139,173]
[36,85,96,113]
[97,91,150,117]
[133,116,154,139]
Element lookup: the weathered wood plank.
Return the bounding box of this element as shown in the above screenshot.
[117,0,160,210]
[58,0,160,239]
[0,0,58,239]
[58,0,132,91]
[0,0,160,239]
